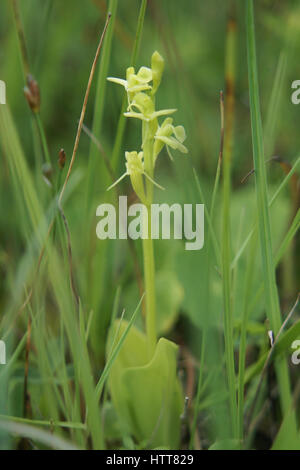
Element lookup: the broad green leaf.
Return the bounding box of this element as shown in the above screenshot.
[107,320,183,449]
[272,410,300,450]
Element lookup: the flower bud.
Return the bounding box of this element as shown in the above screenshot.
[126,151,147,203]
[151,51,164,95]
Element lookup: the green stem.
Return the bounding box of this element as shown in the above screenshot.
[142,121,156,358]
[143,215,156,358]
[237,231,257,441]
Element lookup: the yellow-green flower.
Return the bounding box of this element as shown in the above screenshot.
[125,92,177,123]
[107,66,153,102]
[107,51,165,103]
[107,151,164,203]
[154,117,188,162]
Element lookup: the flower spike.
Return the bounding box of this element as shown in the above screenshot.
[107,52,187,204]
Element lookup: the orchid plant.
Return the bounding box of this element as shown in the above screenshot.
[106,52,187,449]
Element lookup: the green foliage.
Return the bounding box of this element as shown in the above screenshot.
[272,410,300,450]
[107,320,183,449]
[0,0,299,451]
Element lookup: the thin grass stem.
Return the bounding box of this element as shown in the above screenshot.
[246,0,295,422]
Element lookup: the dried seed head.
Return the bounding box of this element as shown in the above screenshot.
[24,75,40,113]
[58,149,66,170]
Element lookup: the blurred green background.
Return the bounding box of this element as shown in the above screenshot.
[0,0,299,450]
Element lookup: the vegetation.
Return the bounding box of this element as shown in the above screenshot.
[0,0,299,450]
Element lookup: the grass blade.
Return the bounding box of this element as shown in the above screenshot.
[95,294,144,400]
[221,13,238,438]
[246,0,294,420]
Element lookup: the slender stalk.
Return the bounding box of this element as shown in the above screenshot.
[35,113,51,167]
[246,0,294,420]
[111,0,148,170]
[221,13,238,438]
[10,0,51,177]
[11,0,30,79]
[85,0,118,210]
[275,208,300,264]
[189,91,225,449]
[0,415,86,430]
[23,314,32,419]
[143,226,156,357]
[143,121,156,358]
[237,231,257,441]
[58,14,111,206]
[210,91,224,214]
